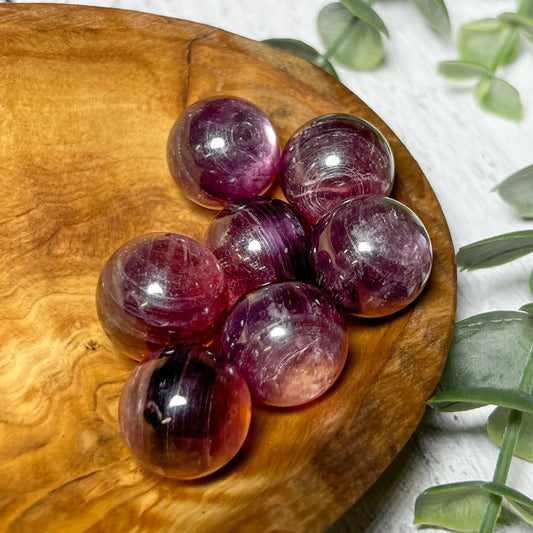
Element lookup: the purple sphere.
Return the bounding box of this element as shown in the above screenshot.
[221,281,348,407]
[119,344,252,479]
[281,114,394,224]
[96,233,227,361]
[204,196,310,307]
[167,96,281,209]
[311,196,433,317]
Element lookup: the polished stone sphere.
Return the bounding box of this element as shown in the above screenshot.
[311,195,433,317]
[221,281,348,407]
[204,196,310,307]
[167,96,280,209]
[119,344,252,479]
[281,114,394,224]
[96,232,227,361]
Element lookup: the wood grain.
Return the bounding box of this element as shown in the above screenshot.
[0,4,456,532]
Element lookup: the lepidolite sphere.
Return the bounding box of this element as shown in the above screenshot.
[96,233,227,361]
[281,114,395,224]
[221,281,348,407]
[167,96,281,209]
[204,196,310,307]
[119,345,252,479]
[311,196,433,317]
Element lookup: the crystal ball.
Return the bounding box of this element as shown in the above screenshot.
[281,114,395,224]
[311,195,433,317]
[119,344,252,479]
[204,196,310,307]
[221,281,348,407]
[96,232,227,361]
[167,96,281,209]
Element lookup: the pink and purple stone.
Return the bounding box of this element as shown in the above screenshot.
[204,196,310,307]
[221,281,348,407]
[96,232,227,361]
[281,114,395,224]
[311,195,433,317]
[119,344,252,479]
[167,96,281,209]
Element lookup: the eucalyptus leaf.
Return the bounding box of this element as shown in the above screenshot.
[455,229,533,270]
[428,387,533,413]
[499,12,533,40]
[488,407,533,462]
[317,3,384,70]
[482,482,533,525]
[414,481,490,532]
[475,76,522,121]
[437,60,493,80]
[438,311,533,408]
[521,301,533,314]
[507,499,533,525]
[262,38,339,79]
[520,0,533,19]
[411,0,451,36]
[339,0,389,37]
[493,164,533,218]
[458,18,521,70]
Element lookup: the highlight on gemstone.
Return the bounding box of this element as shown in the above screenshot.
[281,113,394,224]
[119,344,252,479]
[167,96,281,209]
[96,232,227,361]
[221,280,348,407]
[204,196,310,307]
[311,195,433,317]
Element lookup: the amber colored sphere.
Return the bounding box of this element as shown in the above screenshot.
[119,344,252,480]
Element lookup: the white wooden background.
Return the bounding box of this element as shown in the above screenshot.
[7,1,533,531]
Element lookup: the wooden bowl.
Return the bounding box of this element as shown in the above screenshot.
[0,4,456,532]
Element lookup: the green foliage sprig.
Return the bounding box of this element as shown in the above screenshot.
[414,163,533,533]
[266,0,533,120]
[438,0,533,121]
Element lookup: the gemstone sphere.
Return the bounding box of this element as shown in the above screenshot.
[96,233,227,361]
[281,114,395,224]
[119,344,252,479]
[311,195,433,317]
[221,281,348,407]
[204,196,310,307]
[167,96,281,209]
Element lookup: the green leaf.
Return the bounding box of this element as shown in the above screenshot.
[438,311,533,410]
[521,301,533,314]
[437,60,493,80]
[262,38,339,79]
[520,0,533,19]
[411,0,451,36]
[507,499,533,525]
[488,407,533,462]
[339,0,389,37]
[428,387,533,413]
[493,164,533,218]
[482,482,533,525]
[414,481,490,531]
[499,12,533,40]
[475,76,522,121]
[458,18,521,70]
[455,230,533,270]
[317,3,384,70]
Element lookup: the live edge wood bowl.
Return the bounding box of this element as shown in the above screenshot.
[0,4,456,533]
